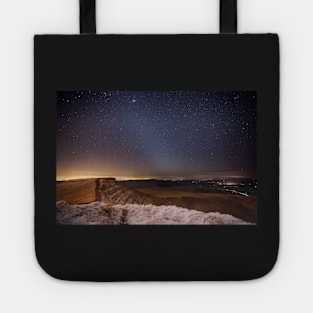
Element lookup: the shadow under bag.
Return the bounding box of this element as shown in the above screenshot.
[34,0,279,281]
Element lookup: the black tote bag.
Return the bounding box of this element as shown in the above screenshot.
[34,0,279,281]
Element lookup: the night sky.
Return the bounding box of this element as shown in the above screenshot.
[57,91,257,181]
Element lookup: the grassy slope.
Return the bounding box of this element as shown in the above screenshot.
[56,178,257,223]
[56,179,97,204]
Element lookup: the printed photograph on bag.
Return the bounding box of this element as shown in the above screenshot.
[56,91,257,225]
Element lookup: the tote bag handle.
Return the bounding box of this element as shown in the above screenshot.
[80,0,237,34]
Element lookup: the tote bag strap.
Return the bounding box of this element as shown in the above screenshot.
[80,0,237,34]
[220,0,237,33]
[80,0,96,34]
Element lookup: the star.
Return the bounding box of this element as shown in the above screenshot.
[56,90,257,180]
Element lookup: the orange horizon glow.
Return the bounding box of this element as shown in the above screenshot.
[56,173,256,182]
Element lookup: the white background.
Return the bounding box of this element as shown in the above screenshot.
[0,0,312,312]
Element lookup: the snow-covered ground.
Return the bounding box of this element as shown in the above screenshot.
[56,201,253,225]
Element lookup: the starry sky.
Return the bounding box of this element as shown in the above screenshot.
[56,91,257,181]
